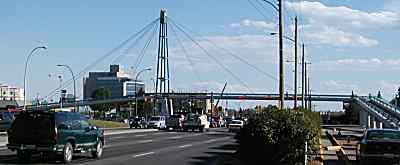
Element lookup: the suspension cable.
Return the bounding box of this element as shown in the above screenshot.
[43,18,160,100]
[168,21,203,84]
[169,19,254,93]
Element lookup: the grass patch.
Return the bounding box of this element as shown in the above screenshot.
[89,119,128,128]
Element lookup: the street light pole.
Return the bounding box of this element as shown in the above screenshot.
[302,44,305,109]
[58,75,63,110]
[294,17,298,109]
[56,64,77,112]
[134,68,151,117]
[278,0,284,110]
[24,46,47,110]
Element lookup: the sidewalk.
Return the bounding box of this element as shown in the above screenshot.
[0,128,158,150]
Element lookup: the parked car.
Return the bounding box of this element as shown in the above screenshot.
[0,110,17,132]
[228,120,244,132]
[129,117,148,129]
[166,114,185,131]
[147,116,166,129]
[357,129,400,164]
[223,117,233,127]
[7,111,104,163]
[182,113,209,132]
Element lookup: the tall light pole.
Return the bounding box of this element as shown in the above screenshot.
[260,0,284,109]
[24,46,47,110]
[278,0,284,110]
[56,64,77,112]
[271,17,299,109]
[294,17,298,109]
[302,44,305,108]
[134,68,151,117]
[58,75,63,110]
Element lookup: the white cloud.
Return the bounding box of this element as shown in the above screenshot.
[230,19,276,30]
[321,80,359,93]
[169,34,278,70]
[318,58,400,71]
[301,22,379,47]
[379,81,399,96]
[286,1,400,29]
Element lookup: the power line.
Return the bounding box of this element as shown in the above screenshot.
[169,19,254,93]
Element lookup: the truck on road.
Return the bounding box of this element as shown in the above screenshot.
[166,114,185,131]
[182,113,209,132]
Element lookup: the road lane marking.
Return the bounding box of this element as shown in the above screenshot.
[110,136,125,140]
[132,152,155,158]
[178,144,193,148]
[137,140,153,143]
[153,132,167,135]
[167,136,183,139]
[135,134,147,137]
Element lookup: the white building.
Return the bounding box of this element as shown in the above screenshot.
[0,84,24,101]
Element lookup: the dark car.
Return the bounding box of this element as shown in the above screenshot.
[0,110,16,132]
[7,111,104,163]
[129,117,147,129]
[357,129,400,164]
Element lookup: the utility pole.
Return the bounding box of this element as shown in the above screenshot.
[278,0,284,110]
[294,16,298,109]
[308,76,311,110]
[304,62,308,110]
[301,44,305,109]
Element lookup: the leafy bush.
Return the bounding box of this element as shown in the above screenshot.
[238,108,321,164]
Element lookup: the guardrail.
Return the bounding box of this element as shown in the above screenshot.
[354,97,399,128]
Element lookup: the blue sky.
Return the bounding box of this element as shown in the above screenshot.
[1,0,399,110]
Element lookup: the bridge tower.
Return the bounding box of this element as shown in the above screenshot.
[155,9,172,115]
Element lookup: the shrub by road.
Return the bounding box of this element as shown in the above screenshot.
[238,108,321,165]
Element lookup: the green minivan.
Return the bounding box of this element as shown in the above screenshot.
[7,111,104,163]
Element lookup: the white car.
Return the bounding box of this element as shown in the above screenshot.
[148,116,166,129]
[228,120,244,132]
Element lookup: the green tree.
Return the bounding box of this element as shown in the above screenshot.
[90,87,112,119]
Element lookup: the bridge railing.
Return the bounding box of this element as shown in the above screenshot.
[355,96,399,128]
[369,97,400,120]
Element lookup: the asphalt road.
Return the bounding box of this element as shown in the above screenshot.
[0,128,237,165]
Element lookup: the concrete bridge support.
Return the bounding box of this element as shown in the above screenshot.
[359,109,369,128]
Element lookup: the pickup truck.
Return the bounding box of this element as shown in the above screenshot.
[7,111,104,163]
[182,113,209,132]
[166,114,185,131]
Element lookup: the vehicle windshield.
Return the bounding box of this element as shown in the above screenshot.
[150,117,160,121]
[366,130,400,140]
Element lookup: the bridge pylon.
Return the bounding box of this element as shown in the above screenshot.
[155,9,172,116]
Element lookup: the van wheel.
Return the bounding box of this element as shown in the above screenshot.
[17,150,31,162]
[91,140,103,158]
[63,142,73,163]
